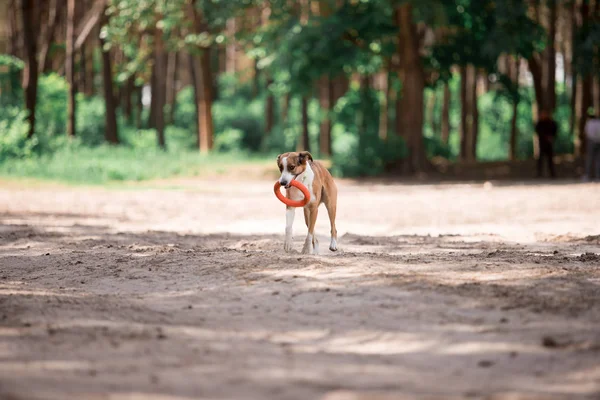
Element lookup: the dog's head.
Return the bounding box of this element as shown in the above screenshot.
[276,151,313,188]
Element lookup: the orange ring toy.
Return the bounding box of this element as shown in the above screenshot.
[273,180,311,207]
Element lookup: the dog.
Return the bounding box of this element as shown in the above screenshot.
[276,151,338,255]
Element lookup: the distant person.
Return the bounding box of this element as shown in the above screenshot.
[583,110,600,182]
[535,110,557,179]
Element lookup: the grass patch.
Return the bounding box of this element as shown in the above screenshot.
[0,145,274,186]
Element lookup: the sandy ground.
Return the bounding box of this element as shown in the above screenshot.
[0,177,599,400]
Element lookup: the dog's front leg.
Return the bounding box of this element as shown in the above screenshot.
[284,206,295,252]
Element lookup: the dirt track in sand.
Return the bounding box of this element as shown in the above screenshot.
[0,178,599,400]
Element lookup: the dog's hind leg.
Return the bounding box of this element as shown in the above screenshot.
[302,205,319,255]
[324,192,338,252]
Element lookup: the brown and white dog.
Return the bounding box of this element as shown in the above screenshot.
[276,151,338,255]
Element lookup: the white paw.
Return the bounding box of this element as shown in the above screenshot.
[284,239,294,253]
[301,243,312,254]
[329,238,337,252]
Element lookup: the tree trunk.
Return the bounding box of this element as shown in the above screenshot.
[528,0,557,114]
[395,4,426,173]
[297,97,310,151]
[378,71,390,140]
[569,0,578,138]
[459,66,468,160]
[319,76,333,156]
[84,30,96,96]
[189,0,214,153]
[99,32,119,144]
[0,1,8,53]
[123,74,135,123]
[189,50,214,153]
[509,57,521,161]
[470,67,479,160]
[543,0,557,113]
[21,0,39,138]
[441,82,450,144]
[38,0,59,74]
[147,62,157,129]
[153,38,167,149]
[66,0,76,137]
[226,18,236,74]
[165,51,178,125]
[426,89,437,137]
[265,76,274,136]
[579,75,592,155]
[280,92,290,125]
[575,0,593,156]
[135,84,143,129]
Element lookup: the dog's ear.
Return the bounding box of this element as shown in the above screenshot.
[276,154,282,166]
[298,151,313,164]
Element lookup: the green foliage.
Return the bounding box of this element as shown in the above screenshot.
[429,1,545,80]
[0,54,25,106]
[0,145,265,184]
[36,73,68,138]
[174,75,265,152]
[257,0,396,95]
[332,85,407,177]
[0,107,35,161]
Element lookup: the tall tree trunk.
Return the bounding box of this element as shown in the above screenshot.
[528,0,557,114]
[426,89,437,137]
[459,66,468,160]
[99,32,119,144]
[319,76,333,156]
[575,1,593,156]
[470,67,479,160]
[509,57,521,161]
[0,0,8,53]
[84,31,96,96]
[79,46,87,96]
[189,0,214,153]
[38,0,59,74]
[165,51,178,125]
[544,0,557,113]
[265,77,274,136]
[66,0,76,137]
[21,0,39,138]
[225,18,236,74]
[123,75,135,123]
[297,97,310,151]
[569,0,578,138]
[280,93,290,125]
[395,4,426,173]
[147,62,157,129]
[441,82,450,144]
[379,71,389,140]
[189,50,214,153]
[135,84,143,129]
[153,37,167,149]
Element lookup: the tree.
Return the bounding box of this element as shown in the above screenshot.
[66,0,76,138]
[21,0,39,138]
[395,3,427,172]
[99,17,120,144]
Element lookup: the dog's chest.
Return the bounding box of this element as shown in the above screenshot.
[289,167,316,204]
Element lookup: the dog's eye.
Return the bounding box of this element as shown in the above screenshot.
[288,165,295,171]
[279,165,283,172]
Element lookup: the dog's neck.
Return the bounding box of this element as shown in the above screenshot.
[297,162,315,186]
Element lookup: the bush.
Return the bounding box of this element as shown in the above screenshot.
[36,73,68,138]
[76,95,106,146]
[0,107,35,161]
